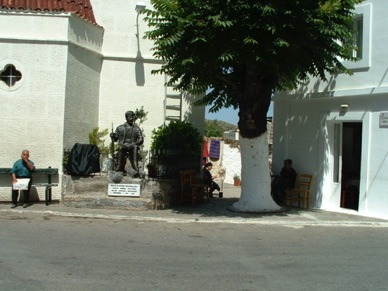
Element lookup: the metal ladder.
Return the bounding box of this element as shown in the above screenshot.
[164,82,182,123]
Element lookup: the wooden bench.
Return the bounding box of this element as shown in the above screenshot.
[0,167,59,206]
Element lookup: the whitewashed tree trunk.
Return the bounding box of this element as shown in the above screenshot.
[232,132,281,212]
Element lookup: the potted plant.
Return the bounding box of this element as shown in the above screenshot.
[233,174,241,186]
[89,127,110,172]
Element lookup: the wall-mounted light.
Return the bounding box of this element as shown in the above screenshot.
[339,104,349,116]
[135,2,146,38]
[135,2,146,86]
[135,2,146,13]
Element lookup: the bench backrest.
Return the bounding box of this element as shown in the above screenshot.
[0,168,58,175]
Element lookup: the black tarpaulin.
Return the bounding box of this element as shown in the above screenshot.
[66,143,101,176]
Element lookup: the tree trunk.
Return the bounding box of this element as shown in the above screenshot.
[232,133,281,212]
[230,66,280,212]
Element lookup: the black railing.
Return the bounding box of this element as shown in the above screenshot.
[148,149,201,179]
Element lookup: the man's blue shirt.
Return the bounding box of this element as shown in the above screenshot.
[10,159,34,177]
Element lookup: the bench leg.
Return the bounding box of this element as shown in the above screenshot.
[45,186,52,206]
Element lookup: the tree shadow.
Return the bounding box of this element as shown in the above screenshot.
[167,197,309,219]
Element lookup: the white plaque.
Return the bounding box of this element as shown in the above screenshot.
[108,183,140,197]
[380,113,388,128]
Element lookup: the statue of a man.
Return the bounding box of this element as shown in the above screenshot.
[110,111,144,176]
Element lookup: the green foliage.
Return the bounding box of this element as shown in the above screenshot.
[134,106,148,126]
[204,120,226,137]
[138,148,149,163]
[134,106,149,162]
[151,120,202,154]
[206,119,237,133]
[62,148,71,173]
[89,127,110,156]
[144,0,362,138]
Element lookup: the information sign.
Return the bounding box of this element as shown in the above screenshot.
[380,113,388,128]
[108,183,140,197]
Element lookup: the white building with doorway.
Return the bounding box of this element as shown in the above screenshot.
[0,1,204,201]
[273,1,388,220]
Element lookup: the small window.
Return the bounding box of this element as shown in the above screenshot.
[342,3,371,70]
[352,16,363,59]
[0,64,22,87]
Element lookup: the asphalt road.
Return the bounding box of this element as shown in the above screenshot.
[1,212,387,291]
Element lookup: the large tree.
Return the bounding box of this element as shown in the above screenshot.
[144,0,361,212]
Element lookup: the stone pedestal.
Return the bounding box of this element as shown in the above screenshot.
[61,173,179,210]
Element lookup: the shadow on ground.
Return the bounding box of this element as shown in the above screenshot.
[166,197,311,219]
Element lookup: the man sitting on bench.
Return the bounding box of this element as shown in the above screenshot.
[10,149,35,208]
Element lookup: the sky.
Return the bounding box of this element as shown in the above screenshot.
[205,101,273,125]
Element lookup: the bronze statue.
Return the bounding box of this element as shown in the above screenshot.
[110,111,144,177]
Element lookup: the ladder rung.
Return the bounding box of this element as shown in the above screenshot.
[166,105,181,110]
[166,115,180,120]
[166,94,181,99]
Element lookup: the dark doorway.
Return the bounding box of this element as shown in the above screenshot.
[340,122,362,210]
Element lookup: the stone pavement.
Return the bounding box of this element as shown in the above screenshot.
[1,183,387,227]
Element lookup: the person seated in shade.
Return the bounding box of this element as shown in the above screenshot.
[202,162,221,197]
[271,159,297,205]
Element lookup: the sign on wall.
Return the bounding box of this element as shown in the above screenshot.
[108,184,140,197]
[379,113,388,128]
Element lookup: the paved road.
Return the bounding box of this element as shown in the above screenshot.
[1,212,387,291]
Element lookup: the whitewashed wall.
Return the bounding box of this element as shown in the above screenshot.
[63,15,104,149]
[0,2,205,202]
[273,0,388,220]
[221,144,242,185]
[92,0,205,152]
[0,12,103,201]
[207,140,241,185]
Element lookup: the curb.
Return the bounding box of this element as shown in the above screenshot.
[2,208,388,228]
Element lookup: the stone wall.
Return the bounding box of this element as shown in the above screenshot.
[61,173,179,210]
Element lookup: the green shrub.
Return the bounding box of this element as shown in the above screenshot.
[151,120,202,154]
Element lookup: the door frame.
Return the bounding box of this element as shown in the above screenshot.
[319,111,370,212]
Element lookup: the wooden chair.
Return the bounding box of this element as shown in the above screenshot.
[203,184,212,201]
[179,170,207,206]
[284,174,313,208]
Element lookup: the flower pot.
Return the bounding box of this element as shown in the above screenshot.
[233,179,241,186]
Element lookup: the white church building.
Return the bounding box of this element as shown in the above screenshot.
[0,0,204,201]
[273,1,388,220]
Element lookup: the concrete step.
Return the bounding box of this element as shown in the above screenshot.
[62,193,152,210]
